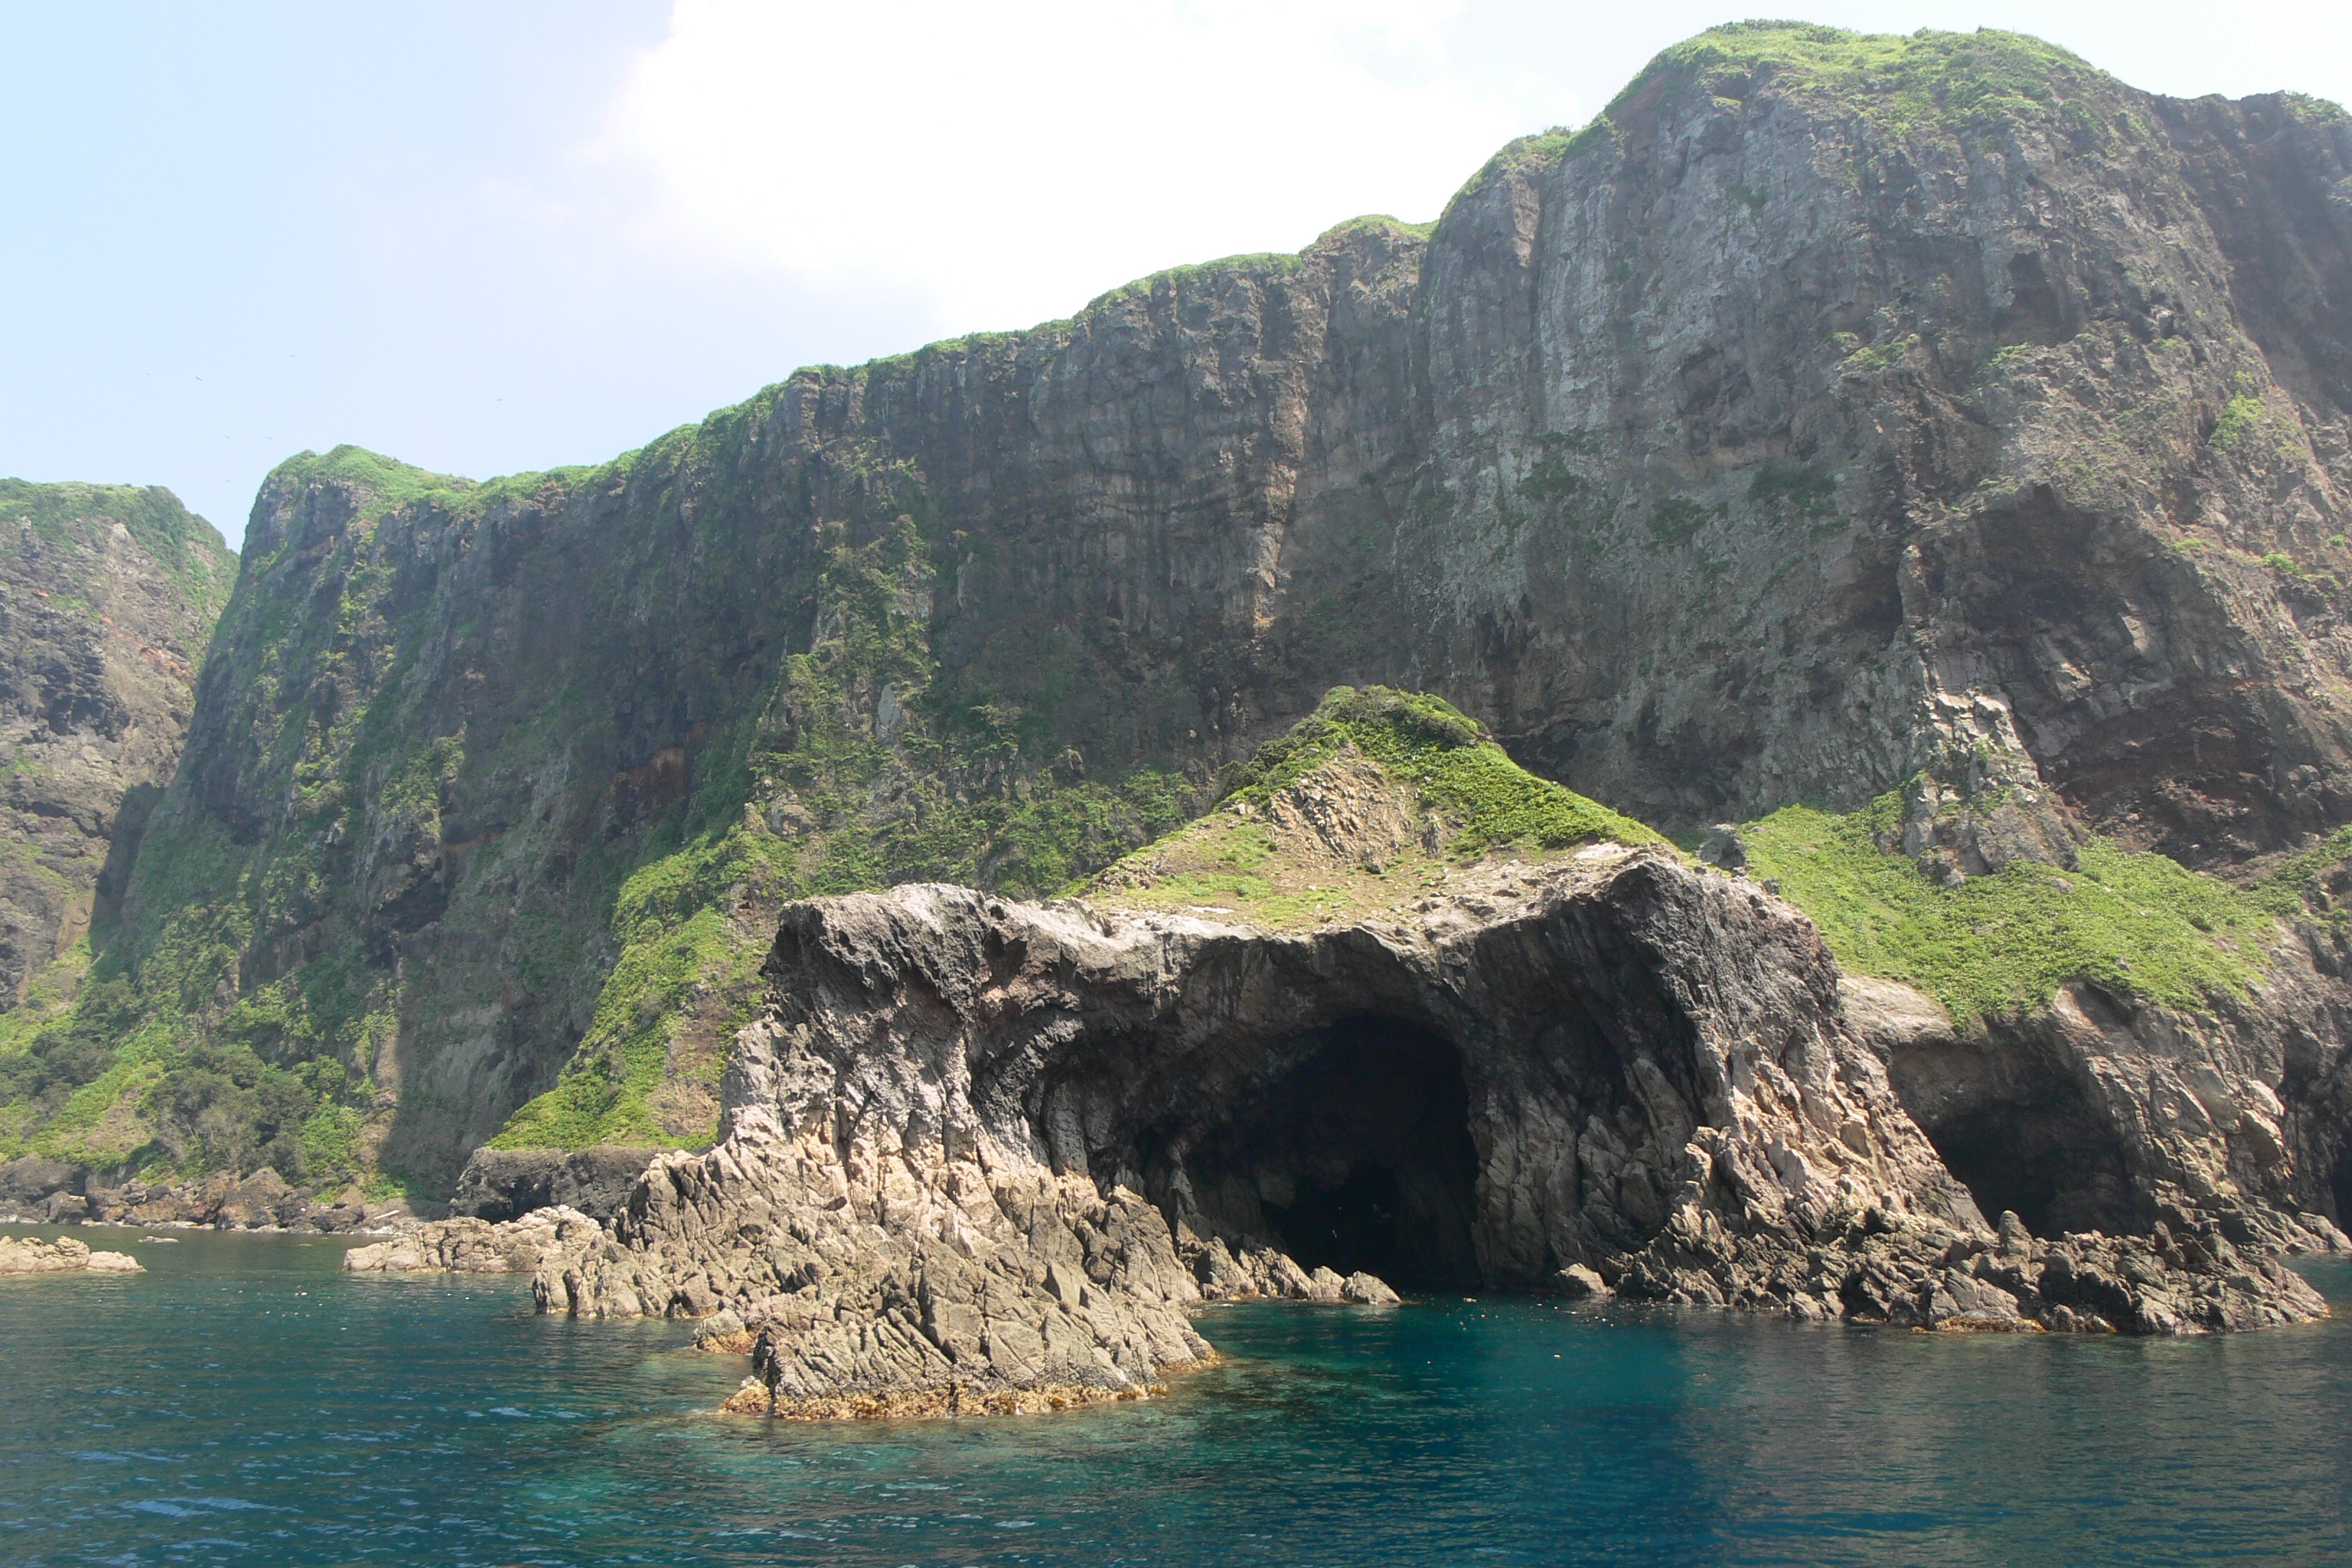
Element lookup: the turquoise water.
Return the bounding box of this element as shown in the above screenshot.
[3,1225,2349,1565]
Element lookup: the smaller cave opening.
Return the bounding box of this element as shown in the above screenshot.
[1173,1016,1481,1289]
[1924,1075,2144,1239]
[2330,1142,2352,1230]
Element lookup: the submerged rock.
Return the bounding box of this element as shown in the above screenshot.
[0,1235,140,1274]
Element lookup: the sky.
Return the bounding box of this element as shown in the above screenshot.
[4,1,2348,547]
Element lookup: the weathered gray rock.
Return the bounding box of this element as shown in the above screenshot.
[0,483,232,1015]
[0,1233,140,1274]
[448,1146,663,1224]
[529,849,2318,1417]
[1845,970,2352,1254]
[343,1205,602,1274]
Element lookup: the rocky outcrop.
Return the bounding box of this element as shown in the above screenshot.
[532,847,2326,1417]
[343,1205,602,1274]
[0,482,232,1015]
[1846,959,2352,1254]
[446,1147,663,1223]
[0,1233,140,1274]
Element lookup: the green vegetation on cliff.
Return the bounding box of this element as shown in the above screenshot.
[1624,22,2103,136]
[0,481,237,1171]
[1743,791,2347,1024]
[1088,688,1661,930]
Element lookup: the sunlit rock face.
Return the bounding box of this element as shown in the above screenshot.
[534,848,2330,1416]
[76,26,2352,1179]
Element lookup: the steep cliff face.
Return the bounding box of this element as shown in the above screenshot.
[35,23,2352,1183]
[0,483,231,1031]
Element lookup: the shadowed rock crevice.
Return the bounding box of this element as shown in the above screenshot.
[1916,1067,2144,1240]
[1129,1016,1481,1288]
[1858,982,2149,1237]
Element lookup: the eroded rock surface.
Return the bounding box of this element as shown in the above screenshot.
[447,1147,662,1224]
[0,483,232,1012]
[529,850,2325,1417]
[343,1206,602,1274]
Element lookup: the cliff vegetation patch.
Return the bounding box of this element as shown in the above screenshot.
[1088,688,1660,929]
[1743,793,2351,1023]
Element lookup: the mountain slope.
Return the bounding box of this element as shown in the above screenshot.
[19,22,2352,1187]
[0,481,234,1152]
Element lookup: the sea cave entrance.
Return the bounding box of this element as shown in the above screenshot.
[1919,1068,2144,1238]
[1176,1017,1482,1288]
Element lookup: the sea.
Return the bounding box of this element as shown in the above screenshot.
[3,1224,2348,1566]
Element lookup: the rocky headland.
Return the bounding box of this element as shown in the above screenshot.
[469,713,2331,1417]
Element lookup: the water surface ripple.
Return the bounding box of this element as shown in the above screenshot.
[3,1225,2347,1564]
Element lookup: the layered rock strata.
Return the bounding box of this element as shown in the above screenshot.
[532,848,2327,1418]
[0,1233,140,1274]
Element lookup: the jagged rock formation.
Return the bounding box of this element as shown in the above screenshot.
[0,482,231,1012]
[446,1146,663,1223]
[1849,951,2352,1250]
[529,827,2326,1417]
[343,1205,599,1274]
[0,1233,140,1274]
[18,24,2352,1185]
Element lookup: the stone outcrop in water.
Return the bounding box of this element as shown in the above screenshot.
[343,1204,602,1274]
[529,839,2328,1416]
[0,1233,140,1274]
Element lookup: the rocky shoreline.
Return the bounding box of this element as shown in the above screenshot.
[490,851,2338,1417]
[0,1160,426,1235]
[13,847,2343,1419]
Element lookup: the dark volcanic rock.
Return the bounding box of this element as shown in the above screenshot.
[537,849,2327,1416]
[448,1146,663,1223]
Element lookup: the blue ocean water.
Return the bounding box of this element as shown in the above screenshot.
[2,1224,2348,1566]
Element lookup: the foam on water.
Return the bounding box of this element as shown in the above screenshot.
[2,1223,2348,1564]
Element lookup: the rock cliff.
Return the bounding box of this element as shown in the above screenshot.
[15,22,2352,1189]
[0,482,231,1017]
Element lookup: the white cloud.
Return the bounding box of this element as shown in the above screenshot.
[609,0,1562,336]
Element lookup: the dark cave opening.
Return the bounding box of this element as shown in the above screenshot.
[1178,1017,1481,1288]
[1923,1078,2144,1239]
[2330,1142,2352,1230]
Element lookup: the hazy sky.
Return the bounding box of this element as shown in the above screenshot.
[5,1,2348,545]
